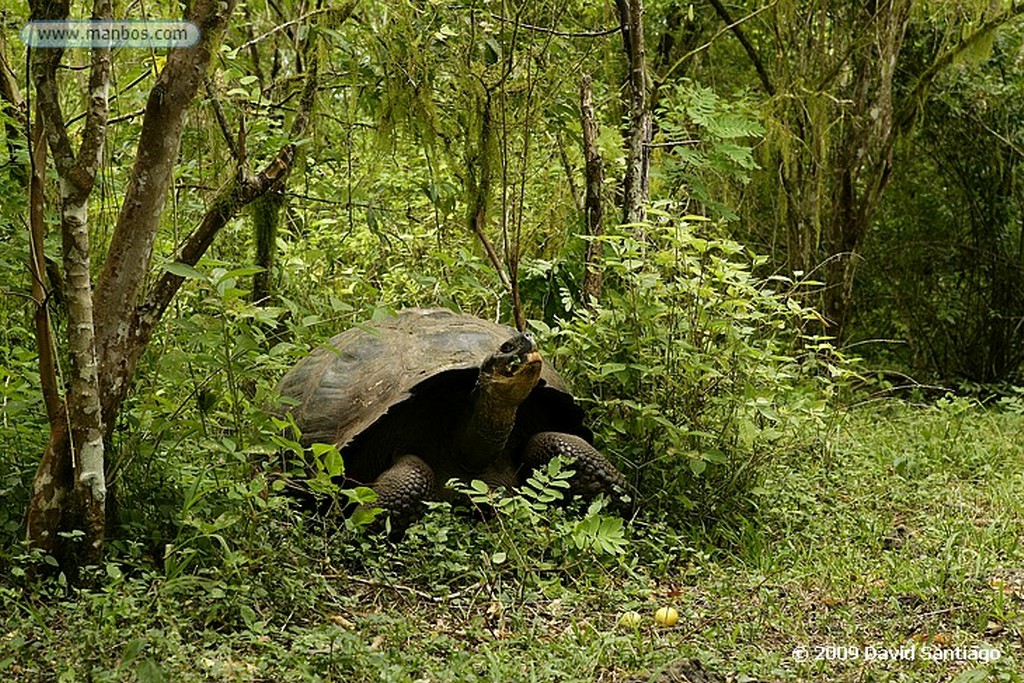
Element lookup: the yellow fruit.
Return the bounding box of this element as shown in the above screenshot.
[618,611,643,628]
[654,606,679,626]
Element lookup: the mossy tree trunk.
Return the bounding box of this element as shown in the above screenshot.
[27,0,112,568]
[249,5,342,308]
[617,0,651,226]
[24,0,252,572]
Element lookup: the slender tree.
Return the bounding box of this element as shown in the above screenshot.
[617,0,651,225]
[27,0,113,566]
[22,0,329,571]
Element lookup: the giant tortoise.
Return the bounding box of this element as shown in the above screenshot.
[274,307,630,527]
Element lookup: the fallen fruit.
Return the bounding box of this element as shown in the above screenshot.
[618,611,643,628]
[654,606,679,626]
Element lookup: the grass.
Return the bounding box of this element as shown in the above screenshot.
[3,397,1024,682]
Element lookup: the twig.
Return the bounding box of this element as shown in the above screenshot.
[488,13,620,38]
[658,2,776,87]
[232,7,333,53]
[706,0,775,95]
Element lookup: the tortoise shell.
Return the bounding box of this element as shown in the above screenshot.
[274,308,592,477]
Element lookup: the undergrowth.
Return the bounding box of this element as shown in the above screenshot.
[2,398,1024,682]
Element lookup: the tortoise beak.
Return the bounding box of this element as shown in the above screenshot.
[521,333,542,370]
[496,333,542,376]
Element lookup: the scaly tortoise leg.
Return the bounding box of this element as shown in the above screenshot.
[366,454,436,530]
[520,432,633,514]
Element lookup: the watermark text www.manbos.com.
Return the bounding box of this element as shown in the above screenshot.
[21,20,199,49]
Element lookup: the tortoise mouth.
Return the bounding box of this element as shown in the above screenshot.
[502,350,543,377]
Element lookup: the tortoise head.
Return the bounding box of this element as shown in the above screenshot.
[477,332,543,405]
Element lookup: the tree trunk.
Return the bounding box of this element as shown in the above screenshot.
[252,192,285,306]
[820,1,908,340]
[617,0,651,226]
[26,0,237,570]
[250,5,339,307]
[27,0,112,568]
[580,75,605,305]
[465,91,524,329]
[94,0,235,411]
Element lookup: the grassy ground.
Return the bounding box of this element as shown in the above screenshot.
[3,398,1024,682]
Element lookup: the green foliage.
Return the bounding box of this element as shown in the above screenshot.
[5,400,1024,681]
[655,82,765,220]
[854,25,1024,382]
[442,456,630,573]
[106,261,301,571]
[545,208,836,526]
[0,89,40,550]
[6,0,1024,679]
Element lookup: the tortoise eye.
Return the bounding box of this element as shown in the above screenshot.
[500,340,516,354]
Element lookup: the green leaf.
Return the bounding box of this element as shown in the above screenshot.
[347,506,380,530]
[120,638,146,667]
[240,605,258,629]
[704,449,728,465]
[136,658,167,683]
[225,265,266,279]
[162,262,205,280]
[344,486,378,505]
[323,448,344,478]
[950,670,991,683]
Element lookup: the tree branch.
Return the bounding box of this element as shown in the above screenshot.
[896,5,1024,132]
[204,76,240,160]
[27,103,62,425]
[706,0,774,96]
[580,74,604,306]
[618,0,651,225]
[488,13,621,38]
[99,144,296,425]
[657,2,775,88]
[93,0,236,410]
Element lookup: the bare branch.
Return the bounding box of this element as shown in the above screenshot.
[27,102,62,425]
[233,7,334,53]
[488,12,621,38]
[706,0,775,96]
[657,2,775,87]
[580,74,604,305]
[204,76,240,160]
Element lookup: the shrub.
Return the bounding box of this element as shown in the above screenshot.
[543,208,836,528]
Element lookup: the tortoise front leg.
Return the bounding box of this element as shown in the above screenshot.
[520,432,633,514]
[368,454,436,530]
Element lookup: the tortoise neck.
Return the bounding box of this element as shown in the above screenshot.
[458,383,519,473]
